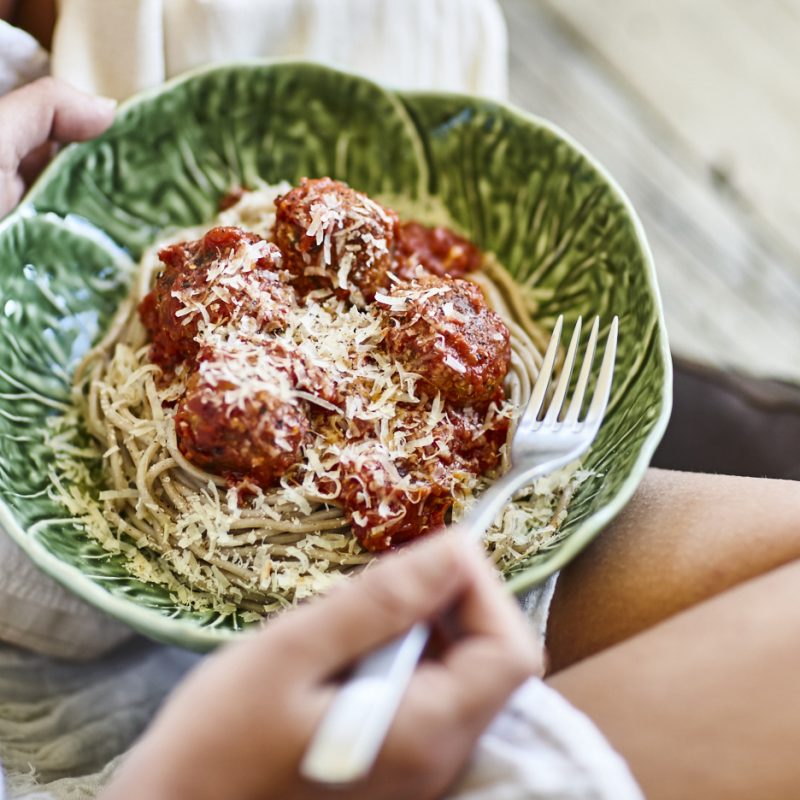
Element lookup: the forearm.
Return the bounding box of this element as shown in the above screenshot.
[549,557,800,800]
[100,756,182,800]
[547,468,800,670]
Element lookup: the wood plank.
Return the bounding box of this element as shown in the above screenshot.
[500,0,800,381]
[539,0,800,260]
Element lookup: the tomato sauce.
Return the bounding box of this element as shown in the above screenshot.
[138,180,512,551]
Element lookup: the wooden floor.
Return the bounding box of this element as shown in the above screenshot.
[501,0,800,381]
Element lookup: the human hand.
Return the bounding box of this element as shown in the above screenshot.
[0,77,116,216]
[101,532,541,800]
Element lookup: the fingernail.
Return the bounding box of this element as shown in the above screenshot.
[98,95,118,112]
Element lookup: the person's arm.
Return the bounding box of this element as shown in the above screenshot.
[547,468,800,671]
[101,533,540,800]
[549,555,800,800]
[0,76,115,215]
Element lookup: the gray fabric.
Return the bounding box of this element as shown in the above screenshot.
[653,357,800,479]
[0,535,134,662]
[0,640,197,777]
[0,637,644,800]
[0,639,197,797]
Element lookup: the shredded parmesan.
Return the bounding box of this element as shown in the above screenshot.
[44,183,586,619]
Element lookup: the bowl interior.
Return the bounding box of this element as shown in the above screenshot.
[0,62,670,650]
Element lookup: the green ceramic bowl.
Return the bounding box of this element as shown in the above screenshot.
[0,62,670,650]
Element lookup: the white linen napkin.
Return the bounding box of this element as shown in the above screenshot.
[0,21,48,95]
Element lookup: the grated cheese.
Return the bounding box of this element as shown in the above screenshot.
[44,184,587,619]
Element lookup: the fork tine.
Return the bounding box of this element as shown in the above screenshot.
[524,315,563,423]
[543,317,582,425]
[564,316,600,425]
[585,316,619,425]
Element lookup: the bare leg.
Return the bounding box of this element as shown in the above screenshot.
[548,558,800,800]
[547,469,800,671]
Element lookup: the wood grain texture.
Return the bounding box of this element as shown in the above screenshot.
[544,0,800,258]
[501,0,800,381]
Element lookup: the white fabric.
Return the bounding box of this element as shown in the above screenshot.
[50,0,509,102]
[453,679,643,799]
[0,20,48,94]
[0,9,642,800]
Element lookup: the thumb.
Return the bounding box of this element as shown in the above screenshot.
[0,76,116,169]
[263,531,478,678]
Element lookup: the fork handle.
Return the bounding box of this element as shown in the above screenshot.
[300,468,551,785]
[300,621,431,784]
[298,479,519,786]
[459,469,537,541]
[297,488,512,791]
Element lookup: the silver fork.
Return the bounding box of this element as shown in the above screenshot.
[301,314,619,785]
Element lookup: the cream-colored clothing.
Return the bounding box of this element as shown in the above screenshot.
[51,0,509,101]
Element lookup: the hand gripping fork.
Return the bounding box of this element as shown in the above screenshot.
[301,315,619,785]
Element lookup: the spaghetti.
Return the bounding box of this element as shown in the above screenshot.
[52,181,584,616]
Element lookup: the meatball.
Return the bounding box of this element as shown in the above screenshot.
[273,177,398,303]
[394,221,484,280]
[175,344,308,488]
[338,443,451,551]
[408,396,510,478]
[381,275,511,406]
[235,334,340,411]
[139,226,292,369]
[442,395,510,474]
